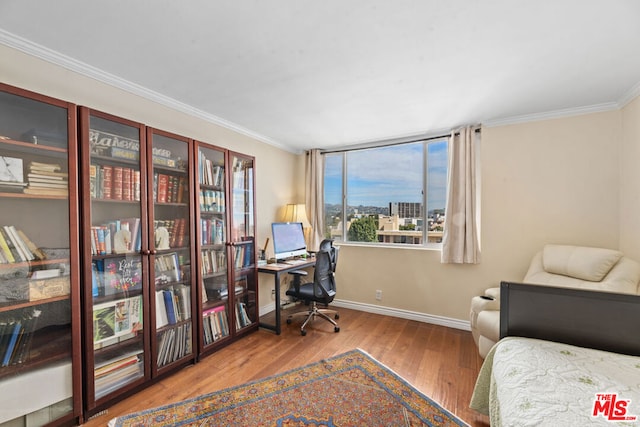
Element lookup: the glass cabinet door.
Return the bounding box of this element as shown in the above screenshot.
[80,108,148,410]
[195,143,230,353]
[229,152,257,334]
[147,129,195,373]
[0,83,81,426]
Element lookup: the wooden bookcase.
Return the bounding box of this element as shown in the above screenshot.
[79,109,203,416]
[79,108,150,415]
[195,143,258,357]
[0,82,259,423]
[0,83,82,426]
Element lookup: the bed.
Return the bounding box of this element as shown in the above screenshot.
[470,282,640,426]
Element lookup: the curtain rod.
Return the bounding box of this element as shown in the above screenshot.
[316,128,480,155]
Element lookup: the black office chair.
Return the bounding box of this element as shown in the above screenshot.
[285,239,340,336]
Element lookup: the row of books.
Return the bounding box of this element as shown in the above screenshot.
[157,323,192,368]
[155,285,191,328]
[201,218,225,246]
[0,309,41,368]
[199,189,225,213]
[235,302,252,330]
[231,158,250,189]
[94,350,144,400]
[198,152,224,187]
[90,218,141,256]
[233,244,254,269]
[89,164,141,201]
[90,217,189,256]
[201,248,226,276]
[154,218,188,249]
[24,161,69,197]
[202,305,229,344]
[0,225,45,264]
[154,173,188,204]
[154,252,182,286]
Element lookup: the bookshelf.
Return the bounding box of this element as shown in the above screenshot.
[79,108,149,413]
[0,82,259,423]
[195,144,258,356]
[147,128,196,377]
[0,83,82,426]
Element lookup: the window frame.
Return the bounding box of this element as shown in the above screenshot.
[323,137,448,250]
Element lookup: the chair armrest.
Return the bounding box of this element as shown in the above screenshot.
[288,270,308,292]
[471,294,500,312]
[288,270,308,277]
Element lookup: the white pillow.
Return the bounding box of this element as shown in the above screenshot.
[542,245,623,282]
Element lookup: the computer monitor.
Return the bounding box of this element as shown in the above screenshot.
[271,222,307,261]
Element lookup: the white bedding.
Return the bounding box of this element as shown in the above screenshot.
[470,337,640,426]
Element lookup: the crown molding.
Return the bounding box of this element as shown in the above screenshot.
[0,29,297,153]
[483,102,620,128]
[3,29,639,150]
[618,80,640,108]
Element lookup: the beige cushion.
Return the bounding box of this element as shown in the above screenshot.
[542,244,622,282]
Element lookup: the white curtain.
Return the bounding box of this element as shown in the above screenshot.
[441,125,481,264]
[305,149,325,250]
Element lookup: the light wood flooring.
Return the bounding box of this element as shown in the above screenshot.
[82,307,490,426]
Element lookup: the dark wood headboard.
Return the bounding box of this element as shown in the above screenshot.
[500,281,640,356]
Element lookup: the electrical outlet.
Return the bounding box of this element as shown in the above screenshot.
[375,290,382,300]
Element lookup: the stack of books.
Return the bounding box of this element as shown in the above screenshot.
[24,161,68,196]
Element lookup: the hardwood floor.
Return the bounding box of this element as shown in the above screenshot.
[81,307,490,426]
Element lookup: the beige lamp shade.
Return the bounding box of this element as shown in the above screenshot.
[282,203,311,246]
[282,203,311,227]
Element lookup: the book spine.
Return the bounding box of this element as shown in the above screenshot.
[0,228,15,263]
[89,164,97,198]
[157,174,168,203]
[3,226,26,262]
[102,165,113,199]
[133,170,141,201]
[2,322,22,367]
[122,167,132,201]
[163,290,177,325]
[17,229,45,260]
[112,167,123,200]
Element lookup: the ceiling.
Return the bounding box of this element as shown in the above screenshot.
[1,1,639,153]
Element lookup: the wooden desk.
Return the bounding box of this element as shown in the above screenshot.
[258,258,315,334]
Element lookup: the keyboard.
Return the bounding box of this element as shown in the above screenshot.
[283,259,308,265]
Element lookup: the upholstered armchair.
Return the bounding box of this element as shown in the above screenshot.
[470,244,640,358]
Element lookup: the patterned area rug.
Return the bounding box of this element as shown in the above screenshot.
[109,348,468,426]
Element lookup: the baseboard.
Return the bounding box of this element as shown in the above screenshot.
[260,299,471,332]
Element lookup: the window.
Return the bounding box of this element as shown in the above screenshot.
[323,138,448,247]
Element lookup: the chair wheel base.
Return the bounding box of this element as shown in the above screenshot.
[335,314,339,319]
[286,318,292,324]
[301,329,307,336]
[334,326,340,333]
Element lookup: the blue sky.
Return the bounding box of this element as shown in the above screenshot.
[324,139,448,210]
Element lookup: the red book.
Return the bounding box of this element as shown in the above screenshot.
[177,218,186,247]
[170,176,179,203]
[177,176,185,204]
[102,165,113,199]
[157,174,168,203]
[112,167,123,200]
